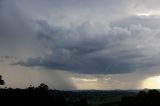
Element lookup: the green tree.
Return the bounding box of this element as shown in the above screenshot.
[38,83,49,90]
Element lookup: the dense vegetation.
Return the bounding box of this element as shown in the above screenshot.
[0,75,160,106]
[0,87,135,106]
[120,90,160,106]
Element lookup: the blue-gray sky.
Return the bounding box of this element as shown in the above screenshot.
[1,0,160,90]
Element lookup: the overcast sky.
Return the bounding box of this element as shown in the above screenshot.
[1,0,160,90]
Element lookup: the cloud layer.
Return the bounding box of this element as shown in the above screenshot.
[16,18,160,74]
[1,0,160,89]
[0,0,160,75]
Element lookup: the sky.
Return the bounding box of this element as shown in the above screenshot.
[1,0,160,90]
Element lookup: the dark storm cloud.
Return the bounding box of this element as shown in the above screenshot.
[16,18,160,74]
[2,0,160,90]
[0,0,77,89]
[1,0,160,75]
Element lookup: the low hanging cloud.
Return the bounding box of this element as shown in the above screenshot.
[1,0,160,75]
[2,0,160,90]
[15,17,160,74]
[0,0,77,89]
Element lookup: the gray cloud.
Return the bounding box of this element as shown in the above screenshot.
[0,0,77,89]
[1,0,160,90]
[15,17,160,74]
[112,15,160,28]
[0,0,47,59]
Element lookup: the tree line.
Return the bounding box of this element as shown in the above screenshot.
[1,75,160,106]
